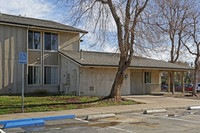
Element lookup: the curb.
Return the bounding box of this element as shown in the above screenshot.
[187,106,200,110]
[76,105,198,118]
[0,114,75,129]
[86,113,116,120]
[143,109,167,114]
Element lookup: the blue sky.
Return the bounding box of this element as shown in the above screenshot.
[0,0,194,62]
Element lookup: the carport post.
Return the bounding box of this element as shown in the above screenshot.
[167,71,170,92]
[181,72,185,93]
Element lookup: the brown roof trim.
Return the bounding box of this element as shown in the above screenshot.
[0,21,88,33]
[58,51,82,66]
[82,64,194,71]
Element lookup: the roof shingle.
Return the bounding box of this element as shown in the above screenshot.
[59,50,193,70]
[0,13,87,33]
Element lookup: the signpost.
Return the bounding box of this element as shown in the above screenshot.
[19,53,27,113]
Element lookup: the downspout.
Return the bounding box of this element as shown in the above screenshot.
[26,28,28,94]
[78,67,81,96]
[78,33,86,51]
[77,33,86,96]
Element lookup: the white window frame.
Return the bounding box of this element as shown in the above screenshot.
[28,30,42,50]
[43,65,59,85]
[28,65,41,85]
[44,32,59,52]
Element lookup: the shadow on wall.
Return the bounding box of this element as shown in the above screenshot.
[0,33,27,95]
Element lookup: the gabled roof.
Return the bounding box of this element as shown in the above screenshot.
[59,50,193,71]
[0,13,87,33]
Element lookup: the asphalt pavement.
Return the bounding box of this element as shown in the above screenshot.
[1,94,200,133]
[3,108,200,133]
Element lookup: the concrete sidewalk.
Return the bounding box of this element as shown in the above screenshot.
[0,95,200,121]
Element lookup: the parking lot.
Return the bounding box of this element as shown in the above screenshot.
[3,108,200,133]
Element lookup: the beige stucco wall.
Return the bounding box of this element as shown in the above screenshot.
[0,25,27,95]
[27,85,60,94]
[79,67,130,96]
[59,32,79,51]
[145,70,161,94]
[60,56,79,95]
[43,52,58,65]
[130,69,161,94]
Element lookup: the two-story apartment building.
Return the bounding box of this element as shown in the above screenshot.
[0,13,193,96]
[0,13,87,95]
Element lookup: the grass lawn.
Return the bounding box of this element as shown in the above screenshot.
[0,95,142,115]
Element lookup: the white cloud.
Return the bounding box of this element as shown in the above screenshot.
[134,45,195,63]
[80,31,118,53]
[0,0,61,21]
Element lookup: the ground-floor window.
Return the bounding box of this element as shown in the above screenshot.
[44,66,58,85]
[145,72,151,83]
[28,66,41,84]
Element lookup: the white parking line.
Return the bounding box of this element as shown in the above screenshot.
[143,114,200,124]
[160,116,200,124]
[109,127,135,133]
[75,118,89,123]
[0,129,6,133]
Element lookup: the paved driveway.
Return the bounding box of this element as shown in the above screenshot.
[123,95,200,110]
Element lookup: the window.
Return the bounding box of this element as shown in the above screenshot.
[28,31,40,49]
[28,66,40,84]
[145,72,151,83]
[45,32,58,51]
[44,66,58,84]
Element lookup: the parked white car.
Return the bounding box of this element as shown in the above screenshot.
[197,83,200,92]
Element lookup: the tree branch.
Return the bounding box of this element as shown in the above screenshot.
[181,39,197,55]
[107,0,124,54]
[96,0,108,4]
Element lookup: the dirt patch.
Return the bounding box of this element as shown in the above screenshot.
[23,123,87,131]
[130,122,160,128]
[87,122,120,128]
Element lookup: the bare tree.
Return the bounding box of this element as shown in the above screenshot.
[151,0,194,93]
[182,12,200,96]
[60,0,149,100]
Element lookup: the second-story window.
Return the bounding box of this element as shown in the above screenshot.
[45,32,58,51]
[28,31,40,50]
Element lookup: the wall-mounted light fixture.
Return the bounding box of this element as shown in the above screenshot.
[124,74,128,79]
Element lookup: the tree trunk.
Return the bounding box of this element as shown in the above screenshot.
[170,71,175,94]
[109,67,126,100]
[193,57,199,96]
[109,56,127,100]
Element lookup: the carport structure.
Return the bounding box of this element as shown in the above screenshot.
[129,63,193,95]
[162,71,190,93]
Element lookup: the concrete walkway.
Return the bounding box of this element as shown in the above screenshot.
[0,95,200,121]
